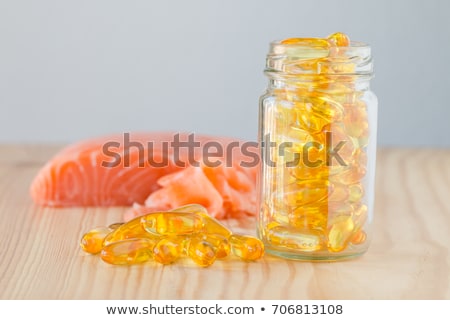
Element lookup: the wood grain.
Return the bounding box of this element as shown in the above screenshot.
[0,145,449,299]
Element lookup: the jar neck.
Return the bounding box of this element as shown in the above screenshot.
[266,75,371,93]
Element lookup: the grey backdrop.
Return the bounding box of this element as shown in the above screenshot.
[1,0,449,146]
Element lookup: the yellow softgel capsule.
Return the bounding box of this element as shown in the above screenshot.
[328,183,349,202]
[331,165,366,185]
[188,235,218,267]
[344,103,369,139]
[281,179,331,207]
[327,216,354,252]
[170,203,208,215]
[294,104,329,133]
[170,204,232,238]
[348,183,364,203]
[281,37,330,46]
[327,32,350,47]
[229,234,264,261]
[100,238,154,265]
[108,222,124,230]
[153,237,183,265]
[201,215,232,239]
[309,96,344,122]
[350,230,367,245]
[267,225,324,252]
[80,227,112,254]
[103,215,158,246]
[289,204,328,231]
[201,234,231,259]
[140,212,203,236]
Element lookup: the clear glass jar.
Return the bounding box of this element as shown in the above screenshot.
[257,35,378,261]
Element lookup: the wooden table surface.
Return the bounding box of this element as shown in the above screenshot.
[0,145,449,300]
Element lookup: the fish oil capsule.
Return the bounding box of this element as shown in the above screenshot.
[80,227,112,254]
[199,214,232,238]
[108,222,124,230]
[289,204,328,231]
[310,96,344,122]
[170,204,208,215]
[344,103,369,138]
[328,183,349,202]
[327,216,354,252]
[281,37,330,47]
[350,230,367,245]
[229,234,264,261]
[294,105,329,133]
[169,204,231,238]
[348,183,364,203]
[103,215,159,246]
[153,237,184,265]
[331,165,366,185]
[140,212,203,236]
[188,235,218,267]
[200,234,231,259]
[322,124,356,167]
[281,179,330,208]
[267,225,324,252]
[327,32,350,47]
[352,203,368,229]
[100,238,154,265]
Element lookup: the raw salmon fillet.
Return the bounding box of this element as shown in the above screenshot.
[30,132,259,218]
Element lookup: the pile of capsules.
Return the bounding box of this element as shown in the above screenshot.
[260,32,370,254]
[80,204,264,267]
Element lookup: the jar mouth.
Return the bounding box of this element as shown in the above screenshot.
[266,40,373,77]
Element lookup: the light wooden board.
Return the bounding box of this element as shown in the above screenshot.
[0,145,449,299]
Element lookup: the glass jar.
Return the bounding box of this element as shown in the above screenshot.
[257,35,378,261]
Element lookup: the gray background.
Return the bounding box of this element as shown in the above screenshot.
[1,0,449,146]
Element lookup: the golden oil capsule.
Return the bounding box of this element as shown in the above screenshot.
[352,203,368,228]
[201,215,232,239]
[294,105,329,133]
[348,183,364,203]
[80,227,112,254]
[103,215,158,246]
[100,238,154,265]
[170,203,208,215]
[289,164,327,181]
[201,234,230,259]
[327,215,354,252]
[350,230,367,245]
[169,203,231,239]
[280,38,330,61]
[289,204,328,231]
[309,96,344,122]
[327,32,350,47]
[267,225,324,252]
[328,183,349,202]
[229,234,264,261]
[153,237,183,265]
[331,165,366,185]
[140,212,203,236]
[344,104,369,138]
[108,222,124,230]
[322,123,356,167]
[282,179,331,207]
[281,37,330,47]
[188,236,217,267]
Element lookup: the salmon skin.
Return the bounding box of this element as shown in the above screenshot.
[30,132,259,219]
